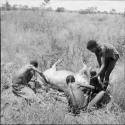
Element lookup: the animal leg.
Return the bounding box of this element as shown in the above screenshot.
[52,58,63,69]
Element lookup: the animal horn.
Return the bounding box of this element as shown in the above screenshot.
[53,58,63,67]
[57,58,63,65]
[82,60,87,70]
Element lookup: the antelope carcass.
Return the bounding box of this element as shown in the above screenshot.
[39,59,91,91]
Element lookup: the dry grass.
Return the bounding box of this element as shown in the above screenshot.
[1,10,125,124]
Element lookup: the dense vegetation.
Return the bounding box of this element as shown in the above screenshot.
[1,10,125,124]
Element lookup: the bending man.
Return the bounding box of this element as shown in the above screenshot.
[87,40,119,90]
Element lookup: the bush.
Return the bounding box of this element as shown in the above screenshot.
[56,7,65,12]
[79,9,89,14]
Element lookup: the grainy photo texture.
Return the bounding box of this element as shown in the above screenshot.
[1,0,125,124]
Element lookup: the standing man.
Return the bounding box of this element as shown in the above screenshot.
[87,40,119,90]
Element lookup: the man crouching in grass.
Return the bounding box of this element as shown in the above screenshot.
[12,60,44,104]
[65,75,94,115]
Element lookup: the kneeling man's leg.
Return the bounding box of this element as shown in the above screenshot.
[87,91,105,109]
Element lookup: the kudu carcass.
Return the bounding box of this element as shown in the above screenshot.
[38,59,92,91]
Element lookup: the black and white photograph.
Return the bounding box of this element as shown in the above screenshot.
[1,0,125,124]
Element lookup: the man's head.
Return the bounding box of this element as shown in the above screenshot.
[87,40,98,52]
[66,75,75,85]
[30,60,38,68]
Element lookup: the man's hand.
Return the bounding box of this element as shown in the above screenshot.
[90,74,99,80]
[39,72,48,84]
[30,78,37,83]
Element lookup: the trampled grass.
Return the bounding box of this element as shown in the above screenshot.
[1,10,125,124]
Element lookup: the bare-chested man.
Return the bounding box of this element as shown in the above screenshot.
[87,40,119,90]
[12,60,43,103]
[64,75,95,114]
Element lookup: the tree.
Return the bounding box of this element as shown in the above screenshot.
[12,5,18,10]
[44,0,50,4]
[22,5,29,10]
[5,1,11,10]
[46,7,53,11]
[110,9,116,14]
[85,7,98,14]
[41,0,51,7]
[56,7,65,12]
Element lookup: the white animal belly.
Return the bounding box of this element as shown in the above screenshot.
[43,70,74,87]
[75,74,89,85]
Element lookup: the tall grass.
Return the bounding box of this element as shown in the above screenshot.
[1,10,125,124]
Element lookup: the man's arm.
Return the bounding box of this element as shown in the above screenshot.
[97,55,105,76]
[95,54,101,67]
[77,82,95,89]
[29,65,41,74]
[30,71,37,82]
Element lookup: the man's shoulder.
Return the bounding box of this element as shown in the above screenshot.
[25,64,34,69]
[101,42,115,49]
[100,43,117,52]
[100,43,119,57]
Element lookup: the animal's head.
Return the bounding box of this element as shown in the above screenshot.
[76,62,91,85]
